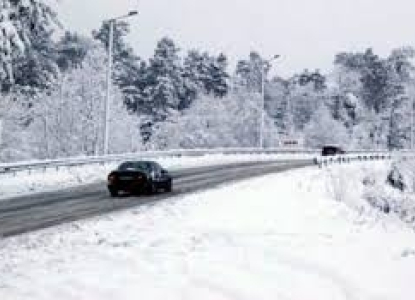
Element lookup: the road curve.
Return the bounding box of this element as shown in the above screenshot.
[0,159,314,237]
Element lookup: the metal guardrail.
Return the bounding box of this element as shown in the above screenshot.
[2,148,413,175]
[0,148,319,175]
[316,153,390,167]
[316,151,415,168]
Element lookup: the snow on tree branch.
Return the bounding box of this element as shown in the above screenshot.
[0,0,58,83]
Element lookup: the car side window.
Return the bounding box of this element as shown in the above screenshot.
[118,162,132,170]
[137,162,152,172]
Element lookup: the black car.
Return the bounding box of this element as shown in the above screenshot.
[321,145,346,156]
[107,161,172,197]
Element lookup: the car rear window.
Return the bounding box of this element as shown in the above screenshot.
[118,162,152,171]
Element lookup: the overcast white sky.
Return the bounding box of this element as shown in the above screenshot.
[59,0,415,77]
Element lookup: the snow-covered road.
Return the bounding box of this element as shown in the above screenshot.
[0,153,314,200]
[1,163,415,300]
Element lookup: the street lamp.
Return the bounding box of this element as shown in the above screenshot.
[103,10,138,155]
[260,54,280,148]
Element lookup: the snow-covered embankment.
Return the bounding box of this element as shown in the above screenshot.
[1,161,415,300]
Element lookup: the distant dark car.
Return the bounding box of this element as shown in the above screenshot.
[107,161,172,197]
[321,145,345,156]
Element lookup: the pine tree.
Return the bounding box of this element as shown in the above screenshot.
[12,29,60,92]
[56,31,94,71]
[235,51,266,93]
[284,74,326,132]
[145,37,184,120]
[334,48,414,114]
[206,53,229,97]
[183,50,229,101]
[182,50,206,108]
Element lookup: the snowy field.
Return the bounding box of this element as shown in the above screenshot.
[0,153,314,200]
[1,162,415,300]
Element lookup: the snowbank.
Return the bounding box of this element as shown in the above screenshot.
[1,162,415,300]
[361,157,415,227]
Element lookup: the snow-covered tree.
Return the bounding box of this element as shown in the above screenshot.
[0,0,58,85]
[264,77,289,134]
[151,91,278,149]
[183,50,229,103]
[388,95,412,150]
[56,31,94,71]
[145,37,184,118]
[235,51,268,93]
[304,105,349,148]
[0,90,33,161]
[348,109,387,149]
[19,46,144,159]
[289,81,325,131]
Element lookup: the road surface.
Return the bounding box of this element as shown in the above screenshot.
[0,159,314,237]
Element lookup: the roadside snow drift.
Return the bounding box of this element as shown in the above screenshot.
[1,162,415,300]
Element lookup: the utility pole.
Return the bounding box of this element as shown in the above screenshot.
[260,54,280,148]
[103,11,138,155]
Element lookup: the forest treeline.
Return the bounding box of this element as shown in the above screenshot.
[1,1,414,161]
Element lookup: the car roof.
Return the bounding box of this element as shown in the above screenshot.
[122,160,157,164]
[118,161,160,168]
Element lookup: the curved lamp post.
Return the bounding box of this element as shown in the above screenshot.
[103,11,138,155]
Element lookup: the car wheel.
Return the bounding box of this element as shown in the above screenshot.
[165,181,172,192]
[146,181,157,195]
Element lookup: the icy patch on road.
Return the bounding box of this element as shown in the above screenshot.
[1,162,415,300]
